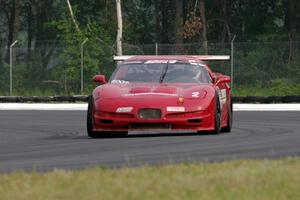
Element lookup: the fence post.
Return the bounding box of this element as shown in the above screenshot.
[10,40,18,96]
[231,35,236,90]
[80,38,88,94]
[155,42,158,55]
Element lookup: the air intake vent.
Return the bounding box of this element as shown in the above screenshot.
[187,119,202,123]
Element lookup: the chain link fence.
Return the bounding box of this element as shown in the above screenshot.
[1,41,299,96]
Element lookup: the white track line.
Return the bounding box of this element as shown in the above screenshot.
[0,103,300,111]
[0,103,88,111]
[234,104,300,111]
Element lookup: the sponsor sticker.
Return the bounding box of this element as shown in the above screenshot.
[111,80,129,84]
[220,89,227,104]
[116,107,133,113]
[217,88,227,109]
[167,106,185,112]
[145,60,168,64]
[144,59,177,64]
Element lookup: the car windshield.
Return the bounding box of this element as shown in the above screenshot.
[109,61,210,83]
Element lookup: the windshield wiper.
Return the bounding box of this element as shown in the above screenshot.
[159,62,169,83]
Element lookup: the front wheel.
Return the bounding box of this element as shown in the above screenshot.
[211,95,221,135]
[87,96,128,138]
[87,95,99,138]
[222,96,232,132]
[197,95,221,135]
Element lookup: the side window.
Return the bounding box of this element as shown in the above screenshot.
[113,65,129,80]
[200,67,212,83]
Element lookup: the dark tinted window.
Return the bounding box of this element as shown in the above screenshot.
[109,62,211,84]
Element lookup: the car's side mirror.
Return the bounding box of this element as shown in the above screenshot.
[93,75,107,84]
[214,75,230,85]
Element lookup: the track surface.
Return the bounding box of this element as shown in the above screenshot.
[0,111,299,172]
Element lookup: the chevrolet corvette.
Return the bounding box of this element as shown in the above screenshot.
[87,55,232,138]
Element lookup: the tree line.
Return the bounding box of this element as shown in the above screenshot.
[1,0,299,49]
[0,0,299,96]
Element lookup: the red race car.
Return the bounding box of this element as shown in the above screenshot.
[87,55,232,138]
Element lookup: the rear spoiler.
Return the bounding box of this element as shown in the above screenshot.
[113,55,230,62]
[190,55,230,61]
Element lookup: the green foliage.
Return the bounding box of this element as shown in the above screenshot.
[0,61,9,95]
[233,80,300,96]
[233,41,300,95]
[0,0,300,96]
[49,19,115,94]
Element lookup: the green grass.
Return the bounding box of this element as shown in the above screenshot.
[233,85,300,97]
[232,81,300,97]
[1,158,300,200]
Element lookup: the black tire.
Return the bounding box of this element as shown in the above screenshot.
[222,96,232,132]
[87,95,100,138]
[211,94,221,135]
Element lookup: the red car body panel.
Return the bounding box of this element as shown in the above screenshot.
[90,55,231,132]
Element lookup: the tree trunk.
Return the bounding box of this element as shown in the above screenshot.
[160,0,169,44]
[11,0,20,45]
[175,0,183,54]
[116,0,123,56]
[221,0,231,42]
[66,0,80,33]
[154,0,160,43]
[26,1,33,66]
[199,0,208,55]
[6,0,20,62]
[288,0,296,62]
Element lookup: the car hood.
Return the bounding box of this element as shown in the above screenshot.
[93,82,213,100]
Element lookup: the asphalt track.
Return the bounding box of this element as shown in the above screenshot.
[0,110,299,173]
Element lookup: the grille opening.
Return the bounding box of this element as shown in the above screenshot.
[100,119,113,124]
[187,119,202,123]
[138,108,161,120]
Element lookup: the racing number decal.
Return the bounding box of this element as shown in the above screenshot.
[192,92,200,98]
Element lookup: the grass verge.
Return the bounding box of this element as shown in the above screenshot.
[232,82,300,96]
[0,158,300,200]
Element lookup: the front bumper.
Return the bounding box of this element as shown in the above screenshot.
[92,110,214,132]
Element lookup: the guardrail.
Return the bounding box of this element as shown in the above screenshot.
[0,96,299,103]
